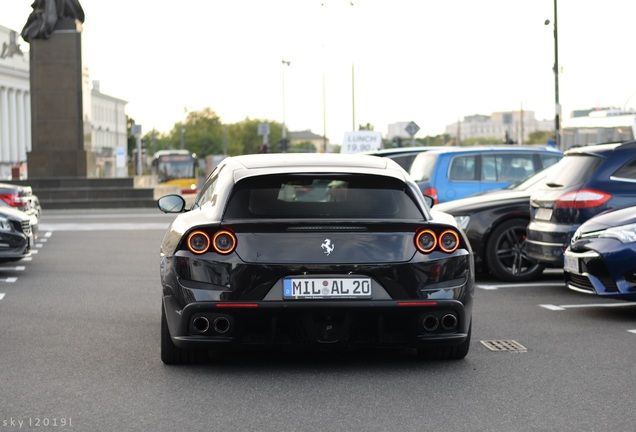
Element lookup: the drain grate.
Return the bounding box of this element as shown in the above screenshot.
[480,340,528,352]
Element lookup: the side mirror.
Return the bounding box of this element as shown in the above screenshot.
[157,194,186,213]
[423,195,434,208]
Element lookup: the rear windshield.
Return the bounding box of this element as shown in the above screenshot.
[224,174,424,219]
[543,154,603,186]
[409,153,438,182]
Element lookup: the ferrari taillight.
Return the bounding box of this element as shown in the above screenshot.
[415,227,461,254]
[187,231,211,254]
[212,230,237,254]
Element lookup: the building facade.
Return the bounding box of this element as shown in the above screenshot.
[0,24,127,179]
[0,25,30,179]
[445,111,553,144]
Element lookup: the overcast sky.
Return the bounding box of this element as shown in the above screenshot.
[3,0,636,143]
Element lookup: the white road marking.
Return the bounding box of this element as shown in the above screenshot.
[44,232,52,238]
[0,266,25,271]
[39,238,48,243]
[21,257,32,262]
[628,330,636,335]
[31,250,38,254]
[0,278,17,283]
[540,302,636,311]
[36,244,43,248]
[0,293,5,300]
[478,282,565,291]
[40,223,169,231]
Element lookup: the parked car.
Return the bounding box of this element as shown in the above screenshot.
[365,146,448,172]
[526,141,636,266]
[0,205,32,263]
[434,164,557,282]
[0,183,40,240]
[564,205,636,301]
[0,182,33,212]
[157,153,474,364]
[408,145,563,204]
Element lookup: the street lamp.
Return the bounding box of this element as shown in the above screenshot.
[545,0,561,149]
[281,60,290,152]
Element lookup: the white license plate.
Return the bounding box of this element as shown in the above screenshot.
[563,254,580,274]
[535,208,553,221]
[283,277,372,299]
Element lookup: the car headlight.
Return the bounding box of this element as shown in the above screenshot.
[453,215,470,230]
[599,223,636,243]
[0,218,12,232]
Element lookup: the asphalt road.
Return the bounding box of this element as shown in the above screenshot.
[0,209,634,431]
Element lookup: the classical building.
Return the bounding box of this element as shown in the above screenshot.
[445,111,553,144]
[0,24,127,179]
[0,25,30,179]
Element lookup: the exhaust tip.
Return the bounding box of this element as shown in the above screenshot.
[192,316,210,333]
[422,315,439,332]
[213,316,231,334]
[441,313,458,330]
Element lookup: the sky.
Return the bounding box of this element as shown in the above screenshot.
[3,0,636,144]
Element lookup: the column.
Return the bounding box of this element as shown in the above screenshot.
[0,87,9,164]
[16,90,26,162]
[9,89,18,163]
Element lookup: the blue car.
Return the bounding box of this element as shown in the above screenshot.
[526,141,636,266]
[564,205,636,301]
[408,146,562,204]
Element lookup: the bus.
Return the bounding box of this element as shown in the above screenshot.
[151,150,199,195]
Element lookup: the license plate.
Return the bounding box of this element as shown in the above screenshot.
[535,208,553,221]
[283,277,372,299]
[563,254,580,274]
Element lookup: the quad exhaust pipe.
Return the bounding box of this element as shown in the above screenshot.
[191,315,232,334]
[421,313,458,332]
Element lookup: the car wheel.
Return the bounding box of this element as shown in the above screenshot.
[161,303,202,365]
[417,322,471,360]
[486,218,545,282]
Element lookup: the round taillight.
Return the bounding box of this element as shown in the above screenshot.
[187,231,211,254]
[213,230,236,254]
[416,229,437,253]
[439,230,459,253]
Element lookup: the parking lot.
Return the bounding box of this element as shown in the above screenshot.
[0,209,634,431]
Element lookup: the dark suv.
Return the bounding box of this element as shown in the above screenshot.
[526,141,636,265]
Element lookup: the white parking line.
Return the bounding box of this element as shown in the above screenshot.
[628,330,636,335]
[0,266,25,271]
[36,244,43,248]
[478,282,565,291]
[0,278,17,283]
[21,257,32,262]
[44,232,52,238]
[540,302,636,311]
[0,293,5,300]
[39,238,48,243]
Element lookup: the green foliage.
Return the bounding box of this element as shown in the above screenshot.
[527,130,553,144]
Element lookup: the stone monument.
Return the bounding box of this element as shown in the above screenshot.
[22,0,95,178]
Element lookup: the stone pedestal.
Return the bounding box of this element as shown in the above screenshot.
[27,20,95,178]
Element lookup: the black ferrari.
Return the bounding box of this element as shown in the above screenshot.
[158,153,474,364]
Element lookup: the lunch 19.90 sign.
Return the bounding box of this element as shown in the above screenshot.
[341,131,383,154]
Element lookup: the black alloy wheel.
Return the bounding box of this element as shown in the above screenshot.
[485,218,545,282]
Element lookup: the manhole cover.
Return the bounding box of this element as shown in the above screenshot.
[480,340,527,352]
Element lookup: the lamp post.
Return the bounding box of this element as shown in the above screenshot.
[546,0,561,149]
[281,60,290,152]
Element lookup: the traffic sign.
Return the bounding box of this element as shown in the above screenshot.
[405,121,419,137]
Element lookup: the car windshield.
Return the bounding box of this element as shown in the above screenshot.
[224,174,424,219]
[409,153,438,182]
[507,164,559,191]
[541,154,603,187]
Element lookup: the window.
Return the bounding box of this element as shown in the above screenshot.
[611,158,636,181]
[224,174,423,219]
[448,156,476,181]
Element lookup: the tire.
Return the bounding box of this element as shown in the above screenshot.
[417,323,471,360]
[485,218,545,282]
[161,303,201,365]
